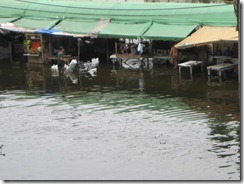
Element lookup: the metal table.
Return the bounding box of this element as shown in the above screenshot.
[178,60,204,79]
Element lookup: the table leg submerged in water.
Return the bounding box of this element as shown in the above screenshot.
[178,60,204,79]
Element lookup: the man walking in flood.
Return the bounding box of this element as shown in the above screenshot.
[170,45,179,69]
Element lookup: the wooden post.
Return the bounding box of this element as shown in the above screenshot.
[190,66,193,80]
[115,42,118,55]
[45,35,52,65]
[179,66,181,76]
[106,38,109,64]
[48,35,52,56]
[77,38,82,66]
[219,71,222,83]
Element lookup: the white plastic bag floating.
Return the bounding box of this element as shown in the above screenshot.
[91,58,99,68]
[87,68,97,77]
[137,43,144,55]
[51,64,58,71]
[82,58,99,71]
[65,59,77,73]
[68,72,78,84]
[51,64,59,77]
[68,59,77,72]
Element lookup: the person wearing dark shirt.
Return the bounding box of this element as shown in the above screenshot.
[223,46,231,56]
[57,46,65,73]
[215,46,222,56]
[170,45,179,69]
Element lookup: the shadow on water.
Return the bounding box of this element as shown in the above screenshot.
[0,59,240,180]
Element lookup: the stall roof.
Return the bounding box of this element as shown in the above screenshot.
[13,17,60,30]
[0,0,237,40]
[53,19,98,34]
[98,21,151,39]
[0,0,236,26]
[52,18,109,38]
[0,17,59,33]
[0,22,34,33]
[175,26,238,49]
[0,17,20,23]
[142,23,198,41]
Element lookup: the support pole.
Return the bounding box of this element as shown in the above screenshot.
[77,38,82,67]
[48,35,52,56]
[219,70,222,83]
[106,38,109,65]
[190,66,193,80]
[47,35,52,65]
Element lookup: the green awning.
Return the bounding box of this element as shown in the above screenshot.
[13,17,59,30]
[142,23,197,40]
[0,17,19,23]
[0,0,237,39]
[0,0,236,26]
[53,19,98,34]
[98,21,152,39]
[0,0,28,18]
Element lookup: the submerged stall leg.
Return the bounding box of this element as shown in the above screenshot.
[190,66,193,80]
[178,66,182,76]
[77,38,83,67]
[219,70,222,83]
[146,57,149,70]
[207,69,211,76]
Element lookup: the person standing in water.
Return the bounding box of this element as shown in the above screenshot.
[170,45,179,69]
[57,46,66,73]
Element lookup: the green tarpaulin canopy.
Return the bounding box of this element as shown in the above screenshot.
[0,0,237,40]
[142,23,198,40]
[0,17,20,24]
[13,17,59,30]
[99,21,152,39]
[0,0,236,26]
[0,17,59,33]
[53,19,98,34]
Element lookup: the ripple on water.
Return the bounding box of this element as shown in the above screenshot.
[0,84,240,180]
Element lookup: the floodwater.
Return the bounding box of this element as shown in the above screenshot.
[0,59,240,180]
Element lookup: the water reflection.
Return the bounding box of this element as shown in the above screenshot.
[171,69,180,92]
[0,61,240,180]
[0,145,5,156]
[2,61,241,124]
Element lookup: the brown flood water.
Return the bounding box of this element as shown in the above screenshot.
[0,58,240,180]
